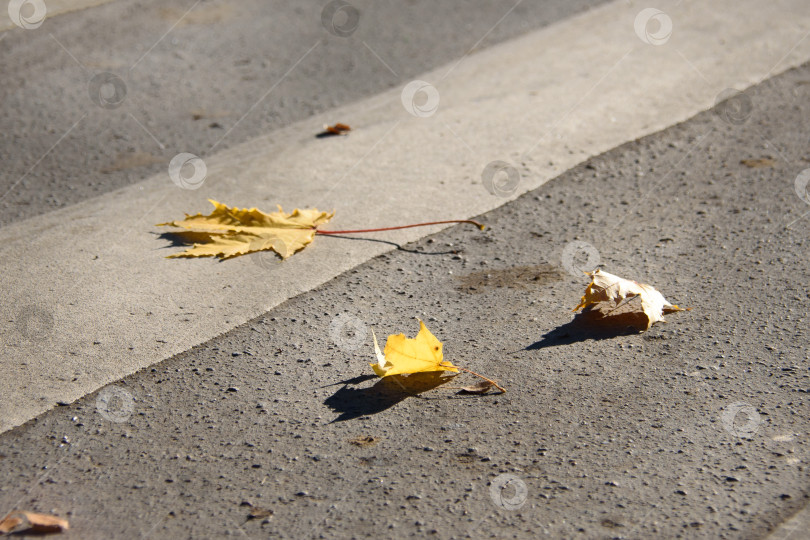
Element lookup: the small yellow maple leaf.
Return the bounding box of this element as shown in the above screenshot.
[574,268,685,330]
[158,199,334,259]
[370,320,459,377]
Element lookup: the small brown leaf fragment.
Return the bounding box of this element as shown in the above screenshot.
[247,507,274,520]
[322,123,351,136]
[349,435,380,447]
[457,381,494,395]
[25,512,69,533]
[0,514,22,534]
[741,157,776,168]
[0,511,69,534]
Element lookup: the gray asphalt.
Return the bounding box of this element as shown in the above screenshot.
[0,0,607,227]
[1,53,808,539]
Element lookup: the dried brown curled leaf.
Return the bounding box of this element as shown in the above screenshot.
[574,269,685,330]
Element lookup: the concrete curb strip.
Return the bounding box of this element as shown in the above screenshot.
[0,0,115,31]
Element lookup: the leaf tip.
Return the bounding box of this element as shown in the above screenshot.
[370,363,387,377]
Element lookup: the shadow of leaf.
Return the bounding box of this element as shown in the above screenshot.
[319,374,378,388]
[527,302,648,350]
[156,231,215,248]
[324,372,454,422]
[315,130,345,138]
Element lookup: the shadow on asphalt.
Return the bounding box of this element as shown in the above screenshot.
[324,372,455,422]
[526,305,646,350]
[320,374,378,388]
[317,234,459,255]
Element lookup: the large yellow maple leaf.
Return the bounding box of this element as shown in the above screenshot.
[158,199,334,259]
[370,320,459,377]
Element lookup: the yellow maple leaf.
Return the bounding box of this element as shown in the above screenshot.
[158,199,334,259]
[370,320,459,377]
[574,269,684,330]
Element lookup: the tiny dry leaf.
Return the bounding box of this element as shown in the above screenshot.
[158,199,333,260]
[741,157,776,168]
[370,321,459,377]
[0,511,69,534]
[247,507,273,520]
[574,269,684,330]
[24,512,69,533]
[457,381,494,395]
[323,122,351,135]
[349,435,381,447]
[0,514,22,534]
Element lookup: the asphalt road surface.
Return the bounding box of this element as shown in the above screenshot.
[1,1,809,539]
[0,0,606,226]
[1,52,809,540]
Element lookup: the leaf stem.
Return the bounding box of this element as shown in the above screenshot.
[455,367,506,393]
[315,219,485,235]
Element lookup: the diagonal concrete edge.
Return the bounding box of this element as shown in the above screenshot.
[2,0,810,433]
[0,0,115,32]
[766,500,810,539]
